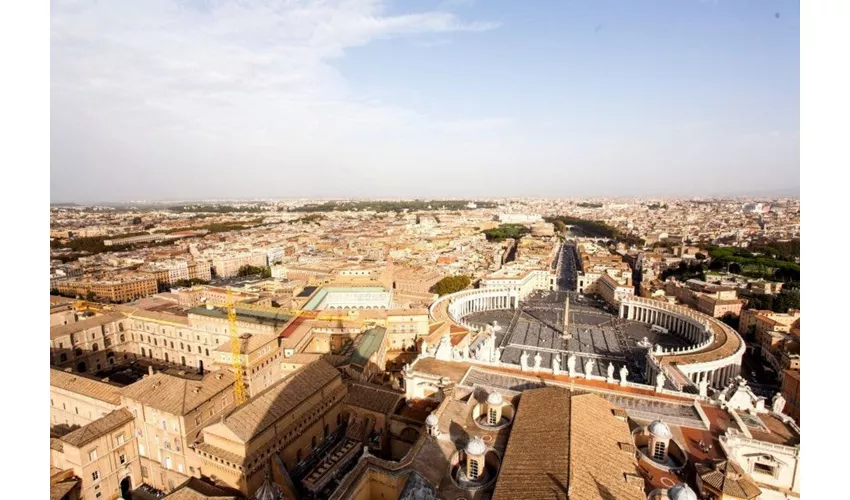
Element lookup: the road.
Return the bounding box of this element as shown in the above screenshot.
[557,241,579,291]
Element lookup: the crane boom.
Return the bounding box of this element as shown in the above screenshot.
[227,290,248,405]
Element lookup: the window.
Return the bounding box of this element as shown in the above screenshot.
[165,456,172,470]
[50,399,54,407]
[88,449,98,461]
[75,407,79,415]
[653,442,666,461]
[198,346,202,353]
[119,454,126,465]
[170,341,174,348]
[60,353,67,362]
[754,462,776,477]
[469,459,480,479]
[116,433,125,445]
[205,348,209,356]
[91,471,100,481]
[92,343,99,352]
[120,334,125,342]
[141,466,148,478]
[58,342,64,349]
[75,348,83,357]
[139,443,146,456]
[488,408,498,425]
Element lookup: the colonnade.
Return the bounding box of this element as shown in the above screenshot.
[620,296,745,389]
[428,288,518,328]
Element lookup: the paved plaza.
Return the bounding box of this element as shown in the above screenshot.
[466,290,693,384]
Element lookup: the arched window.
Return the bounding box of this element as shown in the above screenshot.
[148,349,153,358]
[170,341,174,348]
[165,353,169,362]
[75,348,83,357]
[91,343,99,352]
[181,356,186,366]
[118,323,124,332]
[59,353,67,362]
[205,349,209,356]
[120,334,125,342]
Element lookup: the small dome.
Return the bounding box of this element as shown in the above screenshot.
[648,420,672,439]
[466,436,487,456]
[487,391,504,406]
[425,413,439,427]
[667,483,698,500]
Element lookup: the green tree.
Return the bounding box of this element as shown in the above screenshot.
[553,220,566,233]
[85,291,96,302]
[429,275,472,296]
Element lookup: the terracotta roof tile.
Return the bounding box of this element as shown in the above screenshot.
[60,408,134,448]
[50,369,122,405]
[119,371,234,415]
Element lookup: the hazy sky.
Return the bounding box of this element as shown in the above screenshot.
[51,0,800,203]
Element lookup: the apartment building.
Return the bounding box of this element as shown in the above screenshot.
[56,276,159,303]
[51,409,142,500]
[120,371,236,492]
[51,369,123,428]
[193,361,347,495]
[480,268,555,299]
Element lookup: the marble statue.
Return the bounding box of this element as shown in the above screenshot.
[420,340,429,356]
[434,334,453,361]
[533,352,542,372]
[698,377,709,397]
[619,365,629,386]
[552,354,561,375]
[567,354,577,377]
[494,346,503,363]
[771,393,786,414]
[655,372,666,392]
[462,345,470,360]
[606,362,615,383]
[584,359,593,379]
[520,351,529,371]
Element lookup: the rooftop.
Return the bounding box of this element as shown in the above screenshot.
[50,369,123,405]
[60,408,134,448]
[217,360,340,442]
[119,371,235,415]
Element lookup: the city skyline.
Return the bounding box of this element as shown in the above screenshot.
[51,0,799,202]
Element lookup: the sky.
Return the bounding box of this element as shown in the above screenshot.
[50,0,800,203]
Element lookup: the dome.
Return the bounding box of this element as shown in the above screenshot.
[425,413,439,427]
[648,420,672,439]
[487,391,504,406]
[253,471,285,500]
[667,483,698,500]
[466,436,487,456]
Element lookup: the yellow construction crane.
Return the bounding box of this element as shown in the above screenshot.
[226,290,248,405]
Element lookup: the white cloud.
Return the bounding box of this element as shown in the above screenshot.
[50,0,501,200]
